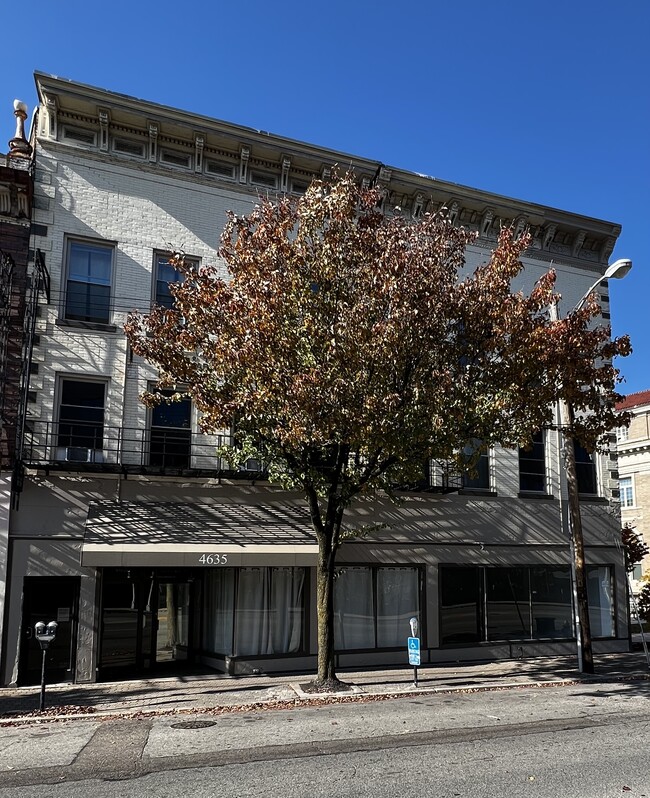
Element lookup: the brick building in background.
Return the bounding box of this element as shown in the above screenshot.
[0,101,40,668]
[0,73,631,686]
[617,391,650,586]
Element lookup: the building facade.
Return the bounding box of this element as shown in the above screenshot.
[617,391,650,586]
[0,73,630,686]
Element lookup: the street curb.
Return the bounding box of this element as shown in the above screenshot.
[3,672,649,727]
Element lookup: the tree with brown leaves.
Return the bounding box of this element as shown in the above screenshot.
[125,175,630,689]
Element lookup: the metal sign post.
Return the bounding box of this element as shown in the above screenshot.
[408,617,420,687]
[34,621,57,711]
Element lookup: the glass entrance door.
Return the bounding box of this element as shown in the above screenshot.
[155,581,191,665]
[99,570,195,678]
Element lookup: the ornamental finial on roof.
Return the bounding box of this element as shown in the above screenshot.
[8,99,32,159]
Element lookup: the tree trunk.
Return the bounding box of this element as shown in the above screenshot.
[315,531,341,687]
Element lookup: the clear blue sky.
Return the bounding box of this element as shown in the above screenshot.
[2,1,648,394]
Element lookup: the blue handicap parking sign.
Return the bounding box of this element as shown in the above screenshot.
[407,636,421,666]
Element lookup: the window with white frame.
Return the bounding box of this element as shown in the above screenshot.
[65,240,113,324]
[616,426,629,443]
[619,476,634,507]
[154,252,198,309]
[56,378,106,463]
[461,440,490,490]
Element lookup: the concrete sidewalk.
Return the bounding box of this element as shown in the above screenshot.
[2,652,649,722]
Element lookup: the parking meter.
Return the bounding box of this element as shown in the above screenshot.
[35,621,58,650]
[34,621,58,710]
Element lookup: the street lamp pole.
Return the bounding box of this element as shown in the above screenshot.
[553,258,632,675]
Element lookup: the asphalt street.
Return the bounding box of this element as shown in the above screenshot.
[1,679,649,796]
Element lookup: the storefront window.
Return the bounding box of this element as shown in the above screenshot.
[334,566,420,650]
[203,567,305,657]
[334,567,374,649]
[439,564,615,645]
[530,566,573,639]
[485,567,531,641]
[587,566,615,637]
[440,566,481,645]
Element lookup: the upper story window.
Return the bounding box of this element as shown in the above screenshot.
[149,389,192,469]
[462,440,490,491]
[519,431,546,493]
[62,126,96,146]
[160,149,192,169]
[65,240,113,324]
[616,426,629,443]
[574,441,597,495]
[250,171,277,190]
[620,476,634,508]
[205,160,235,180]
[56,378,105,463]
[154,252,198,308]
[112,137,145,158]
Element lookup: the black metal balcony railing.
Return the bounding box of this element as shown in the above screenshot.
[20,420,266,478]
[19,420,463,491]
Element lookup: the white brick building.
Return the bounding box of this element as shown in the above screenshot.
[0,73,629,685]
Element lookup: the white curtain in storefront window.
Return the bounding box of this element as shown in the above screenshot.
[334,567,375,649]
[203,569,235,654]
[377,567,419,648]
[234,567,305,656]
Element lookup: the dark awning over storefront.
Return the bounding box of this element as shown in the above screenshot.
[82,501,318,567]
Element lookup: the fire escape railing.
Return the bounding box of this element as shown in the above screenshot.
[12,250,49,503]
[0,250,14,431]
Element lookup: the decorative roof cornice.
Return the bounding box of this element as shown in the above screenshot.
[33,72,622,269]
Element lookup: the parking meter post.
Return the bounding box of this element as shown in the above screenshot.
[39,648,47,711]
[34,621,57,712]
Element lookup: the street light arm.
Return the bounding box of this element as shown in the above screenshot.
[574,259,632,314]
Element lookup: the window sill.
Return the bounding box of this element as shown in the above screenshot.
[56,318,118,334]
[517,492,555,500]
[577,495,609,503]
[458,489,497,497]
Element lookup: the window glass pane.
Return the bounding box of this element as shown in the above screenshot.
[530,566,572,638]
[519,431,546,492]
[151,399,191,429]
[268,567,305,654]
[65,282,111,323]
[155,254,193,308]
[376,568,419,648]
[587,566,615,637]
[150,391,191,468]
[69,242,112,284]
[619,477,634,508]
[334,567,374,649]
[232,567,305,656]
[203,569,234,655]
[234,568,267,656]
[156,255,183,307]
[486,567,531,640]
[58,379,104,449]
[462,440,489,489]
[100,574,140,669]
[574,442,597,495]
[440,566,481,644]
[66,242,112,323]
